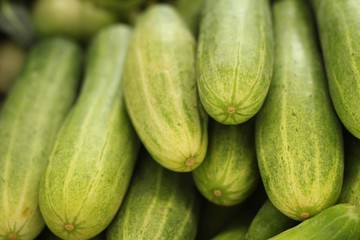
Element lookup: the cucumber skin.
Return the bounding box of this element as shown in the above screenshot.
[255,0,343,221]
[0,38,82,240]
[107,153,200,240]
[196,0,274,125]
[246,200,298,240]
[39,25,140,240]
[310,0,360,139]
[192,120,258,206]
[269,204,360,240]
[123,4,208,172]
[338,136,360,205]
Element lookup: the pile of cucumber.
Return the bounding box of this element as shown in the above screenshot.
[1,0,360,239]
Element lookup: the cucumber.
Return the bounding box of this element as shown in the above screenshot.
[123,4,208,172]
[38,25,139,240]
[196,0,273,125]
[174,0,205,36]
[192,120,258,206]
[338,135,360,205]
[269,204,360,240]
[32,0,118,41]
[107,152,200,240]
[246,200,298,240]
[255,0,343,220]
[309,0,360,139]
[0,38,82,240]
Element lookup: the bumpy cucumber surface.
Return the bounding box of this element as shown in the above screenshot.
[192,120,258,206]
[269,204,360,240]
[107,153,200,240]
[123,4,208,172]
[39,25,139,240]
[0,38,82,240]
[246,200,298,240]
[196,0,273,125]
[255,0,343,221]
[310,0,360,139]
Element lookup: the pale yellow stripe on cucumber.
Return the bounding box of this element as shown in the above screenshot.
[217,133,237,190]
[133,45,188,165]
[230,0,246,111]
[70,132,110,226]
[137,166,163,239]
[174,193,196,239]
[152,188,177,240]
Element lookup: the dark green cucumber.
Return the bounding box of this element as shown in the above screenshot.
[123,4,208,172]
[338,135,360,205]
[196,0,274,125]
[192,120,258,206]
[269,204,360,240]
[246,200,298,240]
[0,38,82,240]
[310,0,360,139]
[255,0,343,220]
[107,153,200,240]
[174,0,205,35]
[39,25,140,240]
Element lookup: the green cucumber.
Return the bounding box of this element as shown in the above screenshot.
[0,38,82,240]
[39,25,139,240]
[196,0,273,125]
[192,120,258,206]
[269,204,360,240]
[174,0,205,36]
[123,4,208,172]
[246,200,298,240]
[31,0,118,41]
[107,152,200,240]
[338,135,360,205]
[310,0,360,139]
[255,0,343,220]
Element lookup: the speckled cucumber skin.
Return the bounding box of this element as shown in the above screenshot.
[192,120,258,206]
[246,200,298,240]
[123,4,208,172]
[107,153,200,240]
[39,25,140,240]
[196,0,274,125]
[269,204,360,240]
[255,0,343,221]
[0,38,82,240]
[310,0,360,139]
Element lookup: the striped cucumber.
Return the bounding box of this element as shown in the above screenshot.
[39,25,139,240]
[107,152,200,240]
[310,0,360,139]
[269,204,360,240]
[338,135,360,205]
[0,38,82,240]
[255,0,343,220]
[196,0,274,125]
[123,4,208,172]
[246,200,298,240]
[192,120,258,206]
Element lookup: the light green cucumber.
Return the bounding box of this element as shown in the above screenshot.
[32,0,118,41]
[196,0,273,125]
[123,4,208,172]
[192,120,258,206]
[310,0,360,139]
[0,38,82,240]
[107,152,200,240]
[338,135,360,205]
[246,200,298,240]
[255,0,343,221]
[39,25,139,240]
[269,204,360,240]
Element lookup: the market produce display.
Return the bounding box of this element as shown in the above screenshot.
[0,0,359,239]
